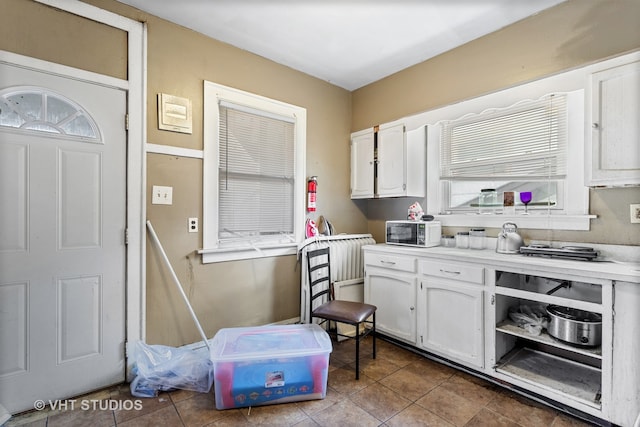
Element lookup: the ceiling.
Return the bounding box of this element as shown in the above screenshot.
[116,0,566,91]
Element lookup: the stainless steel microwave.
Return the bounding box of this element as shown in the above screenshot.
[386,220,441,247]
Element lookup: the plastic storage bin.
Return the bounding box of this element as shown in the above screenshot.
[210,324,332,410]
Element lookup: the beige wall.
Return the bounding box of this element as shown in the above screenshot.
[1,0,127,80]
[352,0,640,245]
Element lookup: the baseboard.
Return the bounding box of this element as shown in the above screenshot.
[265,317,300,326]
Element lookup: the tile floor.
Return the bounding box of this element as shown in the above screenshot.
[6,337,598,427]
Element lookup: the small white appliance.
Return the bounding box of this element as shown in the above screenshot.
[386,220,441,247]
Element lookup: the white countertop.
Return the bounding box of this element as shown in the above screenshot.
[364,243,640,284]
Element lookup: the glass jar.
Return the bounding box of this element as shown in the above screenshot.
[455,231,469,249]
[441,235,456,247]
[469,228,486,249]
[479,189,498,214]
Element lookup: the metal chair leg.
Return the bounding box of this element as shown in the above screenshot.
[372,313,376,360]
[355,322,360,380]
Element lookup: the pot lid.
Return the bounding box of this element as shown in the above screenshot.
[547,305,602,323]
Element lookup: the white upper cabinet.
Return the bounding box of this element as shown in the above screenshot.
[586,60,640,187]
[350,123,426,199]
[377,123,407,197]
[350,128,375,198]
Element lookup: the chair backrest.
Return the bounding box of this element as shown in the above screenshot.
[306,247,332,313]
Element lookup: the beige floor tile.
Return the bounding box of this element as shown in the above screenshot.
[379,365,440,402]
[326,365,374,395]
[112,393,172,424]
[416,385,484,427]
[46,406,115,427]
[295,387,342,417]
[486,391,558,427]
[240,401,309,425]
[173,392,227,427]
[440,373,500,407]
[386,403,455,427]
[351,355,402,381]
[309,399,380,427]
[117,405,183,427]
[551,413,598,427]
[203,410,252,426]
[374,342,422,367]
[349,382,411,422]
[465,407,522,427]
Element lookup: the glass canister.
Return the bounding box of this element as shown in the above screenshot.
[479,189,498,214]
[456,231,469,249]
[469,228,486,249]
[442,235,456,247]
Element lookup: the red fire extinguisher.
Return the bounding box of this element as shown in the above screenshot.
[307,176,317,212]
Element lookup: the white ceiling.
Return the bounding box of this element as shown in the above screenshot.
[116,0,566,91]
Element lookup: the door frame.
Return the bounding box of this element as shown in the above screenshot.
[0,0,147,379]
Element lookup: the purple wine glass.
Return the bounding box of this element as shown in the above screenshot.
[519,191,532,214]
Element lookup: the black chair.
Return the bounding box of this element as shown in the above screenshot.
[306,247,376,379]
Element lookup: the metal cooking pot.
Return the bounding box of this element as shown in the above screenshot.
[546,305,602,347]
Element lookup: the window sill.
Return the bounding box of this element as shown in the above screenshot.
[434,213,597,231]
[199,243,298,264]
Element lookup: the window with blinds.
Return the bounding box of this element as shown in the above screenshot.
[203,81,306,262]
[441,94,567,180]
[439,94,568,212]
[218,103,295,243]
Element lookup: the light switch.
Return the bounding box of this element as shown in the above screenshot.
[152,185,173,205]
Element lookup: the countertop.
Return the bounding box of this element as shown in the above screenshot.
[364,243,640,284]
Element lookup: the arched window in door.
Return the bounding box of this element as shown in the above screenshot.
[0,86,101,142]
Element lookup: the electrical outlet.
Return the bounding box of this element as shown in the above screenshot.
[188,217,198,232]
[631,204,640,224]
[152,185,173,205]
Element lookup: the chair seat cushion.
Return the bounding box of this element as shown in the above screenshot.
[313,300,376,324]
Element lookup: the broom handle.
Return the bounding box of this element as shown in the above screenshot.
[146,220,210,350]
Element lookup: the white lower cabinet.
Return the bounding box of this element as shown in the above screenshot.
[365,258,417,344]
[418,259,484,368]
[419,279,484,368]
[364,252,417,344]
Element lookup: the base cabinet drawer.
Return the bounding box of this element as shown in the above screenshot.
[420,260,484,284]
[366,253,416,273]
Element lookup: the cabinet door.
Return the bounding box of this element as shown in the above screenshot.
[588,60,640,186]
[350,129,375,198]
[421,280,484,368]
[365,270,416,344]
[377,124,406,197]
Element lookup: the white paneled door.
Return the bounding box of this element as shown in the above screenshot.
[0,63,126,413]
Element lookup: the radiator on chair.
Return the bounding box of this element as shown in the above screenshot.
[298,234,376,327]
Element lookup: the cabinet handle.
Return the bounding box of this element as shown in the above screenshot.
[440,269,461,275]
[381,260,396,265]
[592,122,599,129]
[410,306,415,311]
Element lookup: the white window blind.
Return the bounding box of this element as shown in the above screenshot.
[218,103,296,244]
[440,94,567,180]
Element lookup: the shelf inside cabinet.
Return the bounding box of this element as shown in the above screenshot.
[495,347,601,409]
[494,287,602,314]
[496,320,602,359]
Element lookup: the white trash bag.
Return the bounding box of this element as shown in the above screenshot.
[129,341,213,398]
[508,304,549,336]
